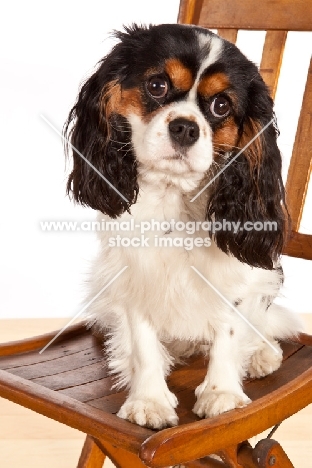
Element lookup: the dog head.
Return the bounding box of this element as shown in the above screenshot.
[65,24,289,269]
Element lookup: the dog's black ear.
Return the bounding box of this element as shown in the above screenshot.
[64,48,139,218]
[207,76,289,270]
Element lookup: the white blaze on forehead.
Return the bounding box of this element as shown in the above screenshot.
[188,33,223,101]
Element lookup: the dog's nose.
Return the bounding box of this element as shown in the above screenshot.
[168,118,200,147]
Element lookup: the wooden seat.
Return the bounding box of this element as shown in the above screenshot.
[1,1,312,467]
[0,324,312,467]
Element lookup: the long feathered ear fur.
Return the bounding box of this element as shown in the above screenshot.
[207,75,290,270]
[64,38,139,218]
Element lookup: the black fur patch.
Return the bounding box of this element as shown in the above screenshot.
[234,298,242,307]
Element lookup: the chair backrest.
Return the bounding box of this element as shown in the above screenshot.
[178,0,312,261]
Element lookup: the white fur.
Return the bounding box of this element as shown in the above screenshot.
[84,33,302,429]
[86,182,302,428]
[129,99,213,188]
[188,33,223,101]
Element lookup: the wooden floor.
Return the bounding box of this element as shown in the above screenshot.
[0,316,311,468]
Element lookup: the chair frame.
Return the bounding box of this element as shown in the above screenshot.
[0,323,312,467]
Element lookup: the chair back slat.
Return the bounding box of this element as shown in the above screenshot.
[283,232,312,259]
[260,31,288,99]
[177,0,204,24]
[217,29,238,44]
[285,58,312,233]
[195,0,312,31]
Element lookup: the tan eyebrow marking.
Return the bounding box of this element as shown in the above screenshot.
[165,58,193,91]
[197,72,230,97]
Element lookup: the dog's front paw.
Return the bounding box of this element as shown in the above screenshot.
[248,340,283,379]
[193,390,251,418]
[117,398,178,429]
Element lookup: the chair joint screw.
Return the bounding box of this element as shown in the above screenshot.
[269,455,276,465]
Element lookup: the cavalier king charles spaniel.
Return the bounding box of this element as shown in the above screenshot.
[65,24,302,429]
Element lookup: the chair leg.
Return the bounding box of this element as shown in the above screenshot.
[183,444,255,468]
[96,438,149,468]
[219,444,257,468]
[252,439,295,468]
[77,435,106,468]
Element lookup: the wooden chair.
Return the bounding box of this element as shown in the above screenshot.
[1,1,311,466]
[1,325,312,468]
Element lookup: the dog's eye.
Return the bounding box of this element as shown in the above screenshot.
[146,76,168,99]
[210,96,231,118]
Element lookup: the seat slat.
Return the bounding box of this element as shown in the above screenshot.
[31,361,108,391]
[4,346,103,379]
[0,322,86,357]
[88,391,127,414]
[57,377,115,403]
[260,30,287,98]
[0,338,93,369]
[285,57,312,232]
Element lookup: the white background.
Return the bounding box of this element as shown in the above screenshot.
[0,0,311,320]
